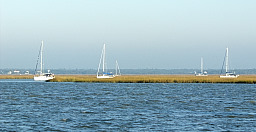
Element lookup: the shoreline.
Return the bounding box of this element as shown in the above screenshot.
[1,74,256,84]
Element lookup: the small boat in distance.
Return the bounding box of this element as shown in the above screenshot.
[220,47,239,78]
[34,41,55,81]
[97,44,115,79]
[195,57,208,76]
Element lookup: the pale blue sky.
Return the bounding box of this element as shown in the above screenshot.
[0,0,256,69]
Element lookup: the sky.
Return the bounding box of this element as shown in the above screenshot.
[0,0,256,69]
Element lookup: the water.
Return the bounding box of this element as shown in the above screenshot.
[1,80,256,131]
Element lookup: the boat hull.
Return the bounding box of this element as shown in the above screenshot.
[220,75,239,78]
[34,76,54,81]
[97,75,114,79]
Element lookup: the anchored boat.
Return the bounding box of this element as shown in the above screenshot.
[34,41,55,81]
[97,44,115,79]
[195,57,208,76]
[220,48,239,78]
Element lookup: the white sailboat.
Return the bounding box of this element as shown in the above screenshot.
[195,57,208,76]
[115,60,121,77]
[34,41,55,81]
[220,48,239,78]
[97,44,114,79]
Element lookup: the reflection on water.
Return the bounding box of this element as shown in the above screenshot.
[0,81,256,131]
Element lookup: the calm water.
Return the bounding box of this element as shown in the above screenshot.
[0,80,256,131]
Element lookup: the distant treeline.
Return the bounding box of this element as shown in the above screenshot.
[1,69,256,75]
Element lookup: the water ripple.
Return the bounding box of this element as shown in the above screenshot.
[0,82,256,131]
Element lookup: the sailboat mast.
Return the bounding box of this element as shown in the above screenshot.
[40,41,44,74]
[97,44,105,76]
[103,44,105,72]
[115,60,121,76]
[116,60,118,75]
[225,48,228,73]
[201,57,203,74]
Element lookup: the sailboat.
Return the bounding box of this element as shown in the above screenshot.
[115,60,121,76]
[195,57,208,76]
[220,48,239,78]
[97,44,115,79]
[34,41,55,81]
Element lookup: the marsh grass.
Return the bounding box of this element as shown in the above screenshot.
[50,75,256,84]
[1,74,256,83]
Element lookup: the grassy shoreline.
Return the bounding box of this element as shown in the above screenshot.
[1,74,256,84]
